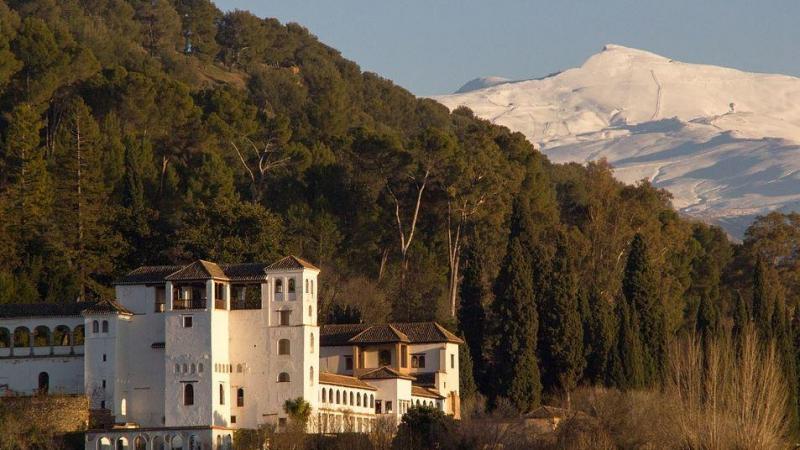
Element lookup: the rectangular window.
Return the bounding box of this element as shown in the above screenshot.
[401,345,408,368]
[375,400,382,414]
[183,316,193,328]
[102,379,106,389]
[103,354,107,362]
[386,401,393,413]
[215,282,225,300]
[451,354,455,369]
[344,356,353,371]
[278,310,291,326]
[155,287,166,313]
[231,415,237,424]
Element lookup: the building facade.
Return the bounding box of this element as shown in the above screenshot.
[0,256,462,450]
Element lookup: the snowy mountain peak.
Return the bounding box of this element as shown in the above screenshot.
[454,76,512,93]
[433,47,800,238]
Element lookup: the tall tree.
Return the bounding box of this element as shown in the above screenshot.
[492,233,542,412]
[752,257,776,339]
[457,247,488,385]
[583,288,615,385]
[608,296,645,389]
[622,233,666,385]
[538,232,584,407]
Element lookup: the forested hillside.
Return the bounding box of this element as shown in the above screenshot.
[0,0,798,420]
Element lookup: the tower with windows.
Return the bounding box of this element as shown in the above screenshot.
[264,256,320,426]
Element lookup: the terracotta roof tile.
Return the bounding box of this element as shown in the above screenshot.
[411,385,444,399]
[319,372,377,390]
[82,299,134,315]
[348,324,410,344]
[266,255,319,271]
[165,260,228,281]
[220,263,268,281]
[358,366,416,381]
[0,302,96,319]
[320,322,463,346]
[117,265,182,284]
[320,323,370,346]
[412,372,437,387]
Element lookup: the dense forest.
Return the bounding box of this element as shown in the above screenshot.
[0,0,799,427]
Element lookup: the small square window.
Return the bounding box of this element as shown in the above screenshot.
[231,415,236,424]
[183,316,193,328]
[386,401,393,413]
[344,356,353,371]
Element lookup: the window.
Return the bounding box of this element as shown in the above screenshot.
[308,305,312,317]
[191,363,196,374]
[386,401,393,413]
[38,372,49,393]
[350,392,354,406]
[311,280,314,294]
[199,363,203,373]
[231,416,236,424]
[288,278,296,294]
[309,366,314,386]
[184,384,194,405]
[102,379,106,389]
[215,283,225,301]
[412,354,426,368]
[103,354,107,362]
[344,356,353,371]
[375,400,382,414]
[121,398,127,416]
[336,390,341,404]
[182,316,193,328]
[237,388,244,407]
[451,354,455,369]
[322,389,327,403]
[275,279,283,294]
[231,284,261,309]
[305,279,309,293]
[278,310,291,326]
[155,287,166,313]
[175,364,180,374]
[277,372,290,382]
[370,395,374,408]
[33,326,50,347]
[219,384,225,405]
[278,339,291,355]
[401,345,408,368]
[379,350,391,367]
[237,364,242,373]
[73,325,85,345]
[357,393,361,407]
[310,333,315,353]
[102,321,109,333]
[101,400,105,409]
[54,325,71,346]
[92,321,99,334]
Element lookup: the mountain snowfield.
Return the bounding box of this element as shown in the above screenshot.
[433,44,800,238]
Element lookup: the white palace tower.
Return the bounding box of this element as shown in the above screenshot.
[0,256,462,450]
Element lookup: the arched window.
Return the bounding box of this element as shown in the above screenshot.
[198,363,203,373]
[133,436,146,450]
[54,325,71,346]
[349,391,354,406]
[278,339,290,355]
[171,435,183,450]
[219,383,225,405]
[288,278,296,294]
[370,395,374,408]
[275,279,283,294]
[236,364,242,373]
[73,325,85,345]
[357,393,361,407]
[92,320,99,334]
[175,364,180,374]
[322,388,327,403]
[237,388,244,407]
[190,363,196,374]
[99,437,113,450]
[308,305,312,318]
[33,326,50,346]
[309,366,314,386]
[102,321,109,333]
[310,333,314,353]
[379,350,391,366]
[277,372,290,382]
[305,279,309,293]
[38,372,49,393]
[311,280,314,294]
[183,363,188,373]
[184,383,194,405]
[336,390,341,404]
[13,327,30,347]
[116,437,128,450]
[0,328,9,348]
[152,436,164,450]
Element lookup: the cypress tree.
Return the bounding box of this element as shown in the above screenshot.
[539,233,584,407]
[493,235,542,412]
[731,290,749,342]
[752,257,775,339]
[609,297,645,389]
[584,288,614,385]
[458,246,487,386]
[622,233,666,385]
[458,332,478,405]
[696,291,720,340]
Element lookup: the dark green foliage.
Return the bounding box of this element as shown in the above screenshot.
[732,291,749,342]
[392,406,456,450]
[326,304,362,325]
[457,247,487,380]
[583,289,615,385]
[622,233,666,385]
[753,257,776,339]
[458,332,477,404]
[609,296,645,389]
[538,232,585,400]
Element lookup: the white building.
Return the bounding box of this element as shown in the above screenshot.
[0,256,462,450]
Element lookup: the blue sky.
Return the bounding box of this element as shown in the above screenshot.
[214,0,800,96]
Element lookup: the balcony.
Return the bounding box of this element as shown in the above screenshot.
[173,298,207,310]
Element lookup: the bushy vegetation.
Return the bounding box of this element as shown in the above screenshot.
[2,0,800,445]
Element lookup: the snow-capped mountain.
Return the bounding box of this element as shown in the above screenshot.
[455,76,512,93]
[433,44,800,238]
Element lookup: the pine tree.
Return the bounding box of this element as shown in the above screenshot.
[538,233,584,407]
[622,233,666,385]
[493,236,542,412]
[584,288,614,385]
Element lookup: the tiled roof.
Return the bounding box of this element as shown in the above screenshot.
[411,385,444,399]
[349,324,410,344]
[117,265,182,284]
[266,255,319,271]
[320,323,371,346]
[82,299,134,316]
[412,372,437,387]
[165,260,228,281]
[219,263,269,281]
[0,302,97,319]
[320,322,463,346]
[358,366,416,381]
[319,372,377,390]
